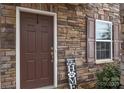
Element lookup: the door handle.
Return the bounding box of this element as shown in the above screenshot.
[51,47,54,63]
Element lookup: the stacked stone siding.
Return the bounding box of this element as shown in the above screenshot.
[120,4,124,88]
[0,4,120,89]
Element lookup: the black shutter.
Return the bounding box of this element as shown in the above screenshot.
[87,17,95,63]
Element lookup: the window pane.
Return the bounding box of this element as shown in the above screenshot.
[106,50,111,59]
[106,42,110,50]
[101,51,104,59]
[97,42,101,50]
[97,51,101,59]
[96,20,112,40]
[101,42,106,49]
[96,42,111,59]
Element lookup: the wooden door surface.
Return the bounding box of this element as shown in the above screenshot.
[20,12,53,89]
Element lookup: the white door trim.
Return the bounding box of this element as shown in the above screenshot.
[16,7,57,89]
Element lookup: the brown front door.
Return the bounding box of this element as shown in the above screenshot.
[20,12,53,89]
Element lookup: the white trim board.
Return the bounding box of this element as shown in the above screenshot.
[16,7,57,89]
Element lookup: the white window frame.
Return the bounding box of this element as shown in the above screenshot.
[95,19,113,64]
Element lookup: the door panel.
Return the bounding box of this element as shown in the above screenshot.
[20,12,53,89]
[26,59,36,80]
[37,15,53,85]
[41,33,49,51]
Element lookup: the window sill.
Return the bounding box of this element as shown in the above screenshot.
[95,59,114,64]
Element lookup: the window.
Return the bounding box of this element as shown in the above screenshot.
[96,20,112,60]
[87,18,119,64]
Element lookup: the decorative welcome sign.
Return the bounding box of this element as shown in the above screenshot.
[66,58,77,89]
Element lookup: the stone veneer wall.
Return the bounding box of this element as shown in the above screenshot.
[0,3,120,89]
[120,4,124,88]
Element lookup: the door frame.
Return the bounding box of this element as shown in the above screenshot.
[16,7,57,89]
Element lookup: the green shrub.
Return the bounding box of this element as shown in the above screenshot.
[96,64,120,89]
